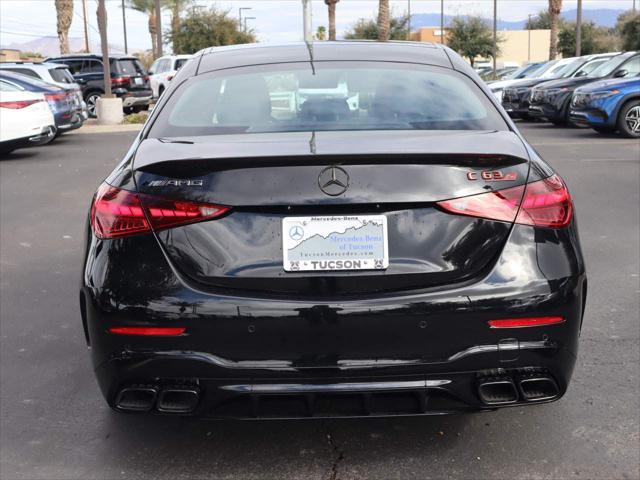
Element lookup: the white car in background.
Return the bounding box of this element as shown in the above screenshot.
[0,62,89,120]
[148,54,192,99]
[0,79,56,154]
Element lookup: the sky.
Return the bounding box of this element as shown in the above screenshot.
[0,0,636,53]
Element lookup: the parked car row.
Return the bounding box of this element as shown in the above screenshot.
[0,65,87,154]
[0,54,194,154]
[487,51,639,138]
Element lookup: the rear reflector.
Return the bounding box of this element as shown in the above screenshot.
[91,184,229,238]
[488,316,565,328]
[437,174,572,228]
[109,327,186,336]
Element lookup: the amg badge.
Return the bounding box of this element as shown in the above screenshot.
[145,179,204,187]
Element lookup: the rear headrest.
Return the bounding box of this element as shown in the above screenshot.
[216,76,272,126]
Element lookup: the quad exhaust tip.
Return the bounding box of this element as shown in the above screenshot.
[478,374,560,405]
[115,385,200,413]
[477,378,518,405]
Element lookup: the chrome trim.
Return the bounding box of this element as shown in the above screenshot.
[221,379,451,393]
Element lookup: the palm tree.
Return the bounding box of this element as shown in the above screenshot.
[127,0,159,57]
[55,0,73,54]
[165,0,191,42]
[324,0,339,41]
[377,0,390,41]
[548,0,563,59]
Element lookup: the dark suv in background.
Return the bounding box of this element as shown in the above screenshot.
[46,54,152,117]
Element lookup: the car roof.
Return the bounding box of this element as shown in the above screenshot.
[0,62,68,68]
[196,41,453,75]
[46,53,139,61]
[0,70,63,90]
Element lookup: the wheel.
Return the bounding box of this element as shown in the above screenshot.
[550,118,567,126]
[123,106,134,114]
[132,105,147,113]
[84,92,102,118]
[617,100,640,138]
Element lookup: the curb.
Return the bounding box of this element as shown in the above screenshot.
[68,123,144,134]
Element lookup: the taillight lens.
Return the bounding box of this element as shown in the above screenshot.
[45,92,67,102]
[111,77,130,86]
[437,174,572,228]
[90,184,229,239]
[0,99,42,109]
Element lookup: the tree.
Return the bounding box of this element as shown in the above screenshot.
[549,0,563,59]
[557,21,611,56]
[127,0,159,58]
[616,11,640,50]
[447,16,501,67]
[525,10,563,30]
[55,0,73,55]
[165,0,192,44]
[315,26,327,41]
[324,0,339,41]
[169,6,256,54]
[377,0,390,41]
[344,14,409,40]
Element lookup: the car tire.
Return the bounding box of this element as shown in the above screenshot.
[550,118,567,126]
[84,91,102,118]
[132,105,148,113]
[123,107,134,115]
[617,100,640,138]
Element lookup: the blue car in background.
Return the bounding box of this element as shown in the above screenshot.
[570,75,640,138]
[0,70,84,135]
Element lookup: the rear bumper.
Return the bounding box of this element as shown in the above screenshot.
[81,223,586,418]
[0,125,56,151]
[118,91,153,108]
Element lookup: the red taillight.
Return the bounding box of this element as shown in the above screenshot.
[109,326,186,336]
[488,316,565,328]
[111,77,130,86]
[437,174,572,228]
[0,99,42,109]
[90,184,229,239]
[167,74,174,81]
[45,92,67,102]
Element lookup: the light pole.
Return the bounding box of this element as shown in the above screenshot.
[576,0,582,56]
[493,0,497,77]
[121,0,128,54]
[244,16,256,33]
[82,0,90,52]
[302,0,312,42]
[239,7,252,30]
[440,0,444,44]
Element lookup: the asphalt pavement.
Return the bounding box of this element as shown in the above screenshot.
[0,124,638,480]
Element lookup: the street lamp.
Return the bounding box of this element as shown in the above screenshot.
[239,7,252,30]
[244,16,256,33]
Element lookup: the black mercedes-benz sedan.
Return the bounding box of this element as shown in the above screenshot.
[80,41,586,418]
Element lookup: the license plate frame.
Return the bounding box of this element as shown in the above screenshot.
[282,215,389,272]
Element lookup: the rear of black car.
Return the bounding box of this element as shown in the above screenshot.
[80,43,585,418]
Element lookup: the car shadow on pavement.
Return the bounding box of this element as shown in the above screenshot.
[97,411,476,477]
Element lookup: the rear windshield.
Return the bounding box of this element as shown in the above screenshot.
[49,67,75,83]
[174,58,189,70]
[116,59,144,75]
[149,62,507,137]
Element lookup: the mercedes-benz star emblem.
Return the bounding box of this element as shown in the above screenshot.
[289,225,304,241]
[318,166,350,196]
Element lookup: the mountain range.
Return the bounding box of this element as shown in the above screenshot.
[2,36,128,58]
[412,8,626,30]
